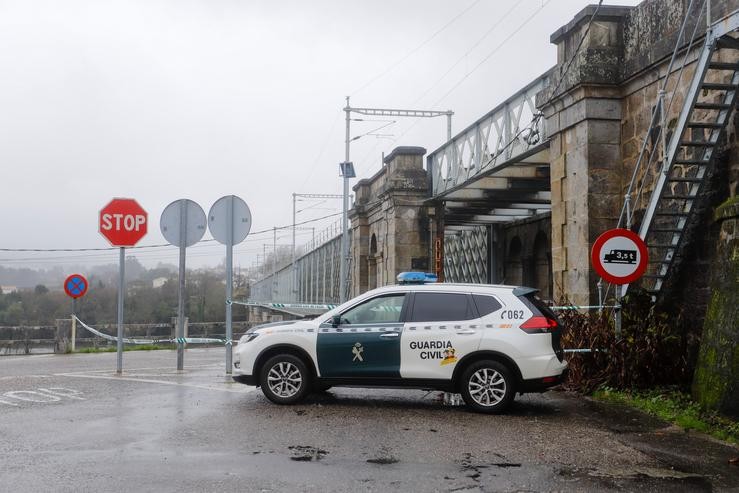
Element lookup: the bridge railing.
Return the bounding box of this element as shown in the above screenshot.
[428,73,550,196]
[250,234,343,305]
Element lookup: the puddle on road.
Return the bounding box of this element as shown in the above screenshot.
[288,445,328,462]
[556,464,713,491]
[366,456,399,465]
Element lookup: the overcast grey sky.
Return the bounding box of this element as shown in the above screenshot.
[0,0,640,271]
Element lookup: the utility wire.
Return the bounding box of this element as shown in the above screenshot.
[409,0,522,108]
[350,0,483,96]
[430,0,552,109]
[298,109,343,190]
[476,0,603,173]
[0,211,344,254]
[355,0,551,178]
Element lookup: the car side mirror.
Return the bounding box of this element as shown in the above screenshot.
[331,314,342,328]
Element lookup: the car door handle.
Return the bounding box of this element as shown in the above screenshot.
[457,329,476,335]
[379,332,400,338]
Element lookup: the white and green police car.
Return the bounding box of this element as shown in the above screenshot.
[233,273,567,413]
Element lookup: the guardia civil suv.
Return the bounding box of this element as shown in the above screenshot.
[233,273,567,413]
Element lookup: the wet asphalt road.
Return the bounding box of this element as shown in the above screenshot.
[1,349,738,492]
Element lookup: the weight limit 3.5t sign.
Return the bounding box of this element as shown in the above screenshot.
[591,228,648,285]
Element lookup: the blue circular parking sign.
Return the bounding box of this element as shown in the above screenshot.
[64,274,89,299]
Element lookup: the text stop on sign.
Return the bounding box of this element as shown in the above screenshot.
[101,213,146,232]
[99,198,148,247]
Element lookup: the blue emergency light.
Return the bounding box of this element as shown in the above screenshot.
[397,272,438,284]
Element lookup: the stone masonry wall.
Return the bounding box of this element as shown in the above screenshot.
[501,214,553,299]
[691,198,739,417]
[543,0,739,412]
[350,147,430,295]
[542,0,739,304]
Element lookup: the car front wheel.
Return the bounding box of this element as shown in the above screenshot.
[459,360,515,414]
[260,354,310,405]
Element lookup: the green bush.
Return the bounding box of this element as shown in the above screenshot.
[559,290,701,393]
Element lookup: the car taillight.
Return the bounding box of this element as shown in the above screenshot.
[520,316,559,334]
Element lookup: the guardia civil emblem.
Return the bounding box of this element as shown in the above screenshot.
[352,342,364,362]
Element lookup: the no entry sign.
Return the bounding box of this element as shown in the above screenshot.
[64,274,88,299]
[99,198,148,247]
[591,228,648,285]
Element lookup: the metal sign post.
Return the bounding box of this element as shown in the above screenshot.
[161,199,207,371]
[208,195,252,374]
[63,273,88,353]
[117,248,125,372]
[71,298,76,352]
[98,198,148,374]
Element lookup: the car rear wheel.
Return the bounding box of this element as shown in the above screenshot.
[260,354,310,405]
[459,360,515,414]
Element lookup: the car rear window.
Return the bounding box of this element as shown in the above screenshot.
[472,295,502,317]
[526,293,557,320]
[409,292,476,322]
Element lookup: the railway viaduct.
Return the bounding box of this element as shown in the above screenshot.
[251,0,739,414]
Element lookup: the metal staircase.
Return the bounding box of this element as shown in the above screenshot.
[623,11,739,298]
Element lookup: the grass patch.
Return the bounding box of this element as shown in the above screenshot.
[593,387,739,444]
[75,344,175,353]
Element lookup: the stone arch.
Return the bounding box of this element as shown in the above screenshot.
[532,230,551,299]
[506,236,523,286]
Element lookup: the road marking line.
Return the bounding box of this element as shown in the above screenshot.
[38,387,86,400]
[4,390,62,403]
[56,373,258,394]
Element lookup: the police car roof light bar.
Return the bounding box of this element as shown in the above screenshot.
[397,272,438,284]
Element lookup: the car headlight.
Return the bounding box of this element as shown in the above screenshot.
[238,332,259,344]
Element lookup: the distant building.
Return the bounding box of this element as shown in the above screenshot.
[152,277,169,289]
[0,286,19,294]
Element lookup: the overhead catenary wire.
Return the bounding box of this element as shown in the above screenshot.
[354,0,552,178]
[429,0,552,109]
[298,109,343,190]
[408,0,523,108]
[431,0,600,177]
[350,0,483,96]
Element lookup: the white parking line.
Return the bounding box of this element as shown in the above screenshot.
[56,373,258,394]
[4,390,62,403]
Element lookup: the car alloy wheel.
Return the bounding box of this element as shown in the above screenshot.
[260,354,310,405]
[267,361,303,398]
[468,368,506,407]
[459,360,515,413]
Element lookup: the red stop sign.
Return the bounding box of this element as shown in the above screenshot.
[99,198,148,247]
